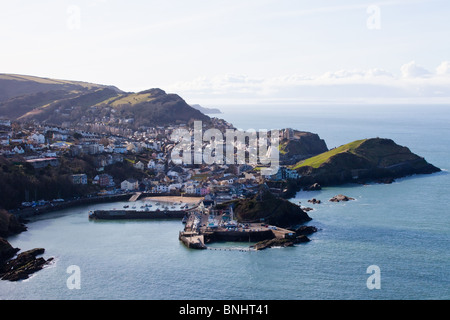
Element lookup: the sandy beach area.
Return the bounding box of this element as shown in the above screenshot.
[143,196,204,204]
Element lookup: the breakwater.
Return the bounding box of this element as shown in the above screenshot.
[89,209,187,220]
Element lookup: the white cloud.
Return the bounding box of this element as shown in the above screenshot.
[436,61,450,75]
[400,61,431,78]
[167,61,450,105]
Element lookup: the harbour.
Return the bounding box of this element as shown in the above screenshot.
[88,198,297,250]
[178,202,297,250]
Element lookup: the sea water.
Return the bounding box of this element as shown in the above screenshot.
[1,104,449,300]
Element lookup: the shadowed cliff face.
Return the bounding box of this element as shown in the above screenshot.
[0,209,27,238]
[0,209,27,274]
[279,131,328,165]
[295,138,441,186]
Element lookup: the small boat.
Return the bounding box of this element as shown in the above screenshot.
[123,205,129,208]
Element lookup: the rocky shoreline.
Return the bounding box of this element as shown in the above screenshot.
[252,226,319,250]
[0,209,54,282]
[0,247,53,281]
[0,193,139,281]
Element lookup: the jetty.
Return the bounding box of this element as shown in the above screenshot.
[128,192,142,202]
[89,209,187,220]
[179,232,207,250]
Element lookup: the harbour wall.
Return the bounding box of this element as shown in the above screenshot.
[89,209,187,220]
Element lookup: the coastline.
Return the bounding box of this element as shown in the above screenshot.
[9,193,204,220]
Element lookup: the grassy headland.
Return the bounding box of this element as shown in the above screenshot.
[293,139,367,169]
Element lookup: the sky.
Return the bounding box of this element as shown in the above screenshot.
[1,0,450,105]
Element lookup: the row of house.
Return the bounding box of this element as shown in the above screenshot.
[2,120,302,204]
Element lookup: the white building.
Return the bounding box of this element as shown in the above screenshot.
[168,183,182,192]
[121,179,139,191]
[156,184,169,193]
[184,184,197,194]
[147,159,156,169]
[29,133,45,144]
[134,161,145,170]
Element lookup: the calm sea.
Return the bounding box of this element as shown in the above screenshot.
[1,104,449,300]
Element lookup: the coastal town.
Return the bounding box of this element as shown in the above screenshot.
[0,81,442,283]
[0,118,305,212]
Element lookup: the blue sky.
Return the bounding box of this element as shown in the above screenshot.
[1,0,450,105]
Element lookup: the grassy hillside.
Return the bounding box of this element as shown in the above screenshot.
[0,73,119,103]
[293,139,367,169]
[0,74,209,128]
[0,74,109,88]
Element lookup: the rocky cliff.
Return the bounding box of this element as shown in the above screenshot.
[224,186,312,228]
[279,130,328,165]
[0,209,52,282]
[294,138,441,187]
[0,209,27,238]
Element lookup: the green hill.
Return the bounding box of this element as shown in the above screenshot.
[293,138,441,186]
[0,74,209,128]
[293,139,367,169]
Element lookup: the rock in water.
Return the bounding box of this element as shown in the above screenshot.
[329,194,355,202]
[253,238,295,250]
[252,235,311,250]
[304,183,322,191]
[295,226,318,236]
[0,248,53,281]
